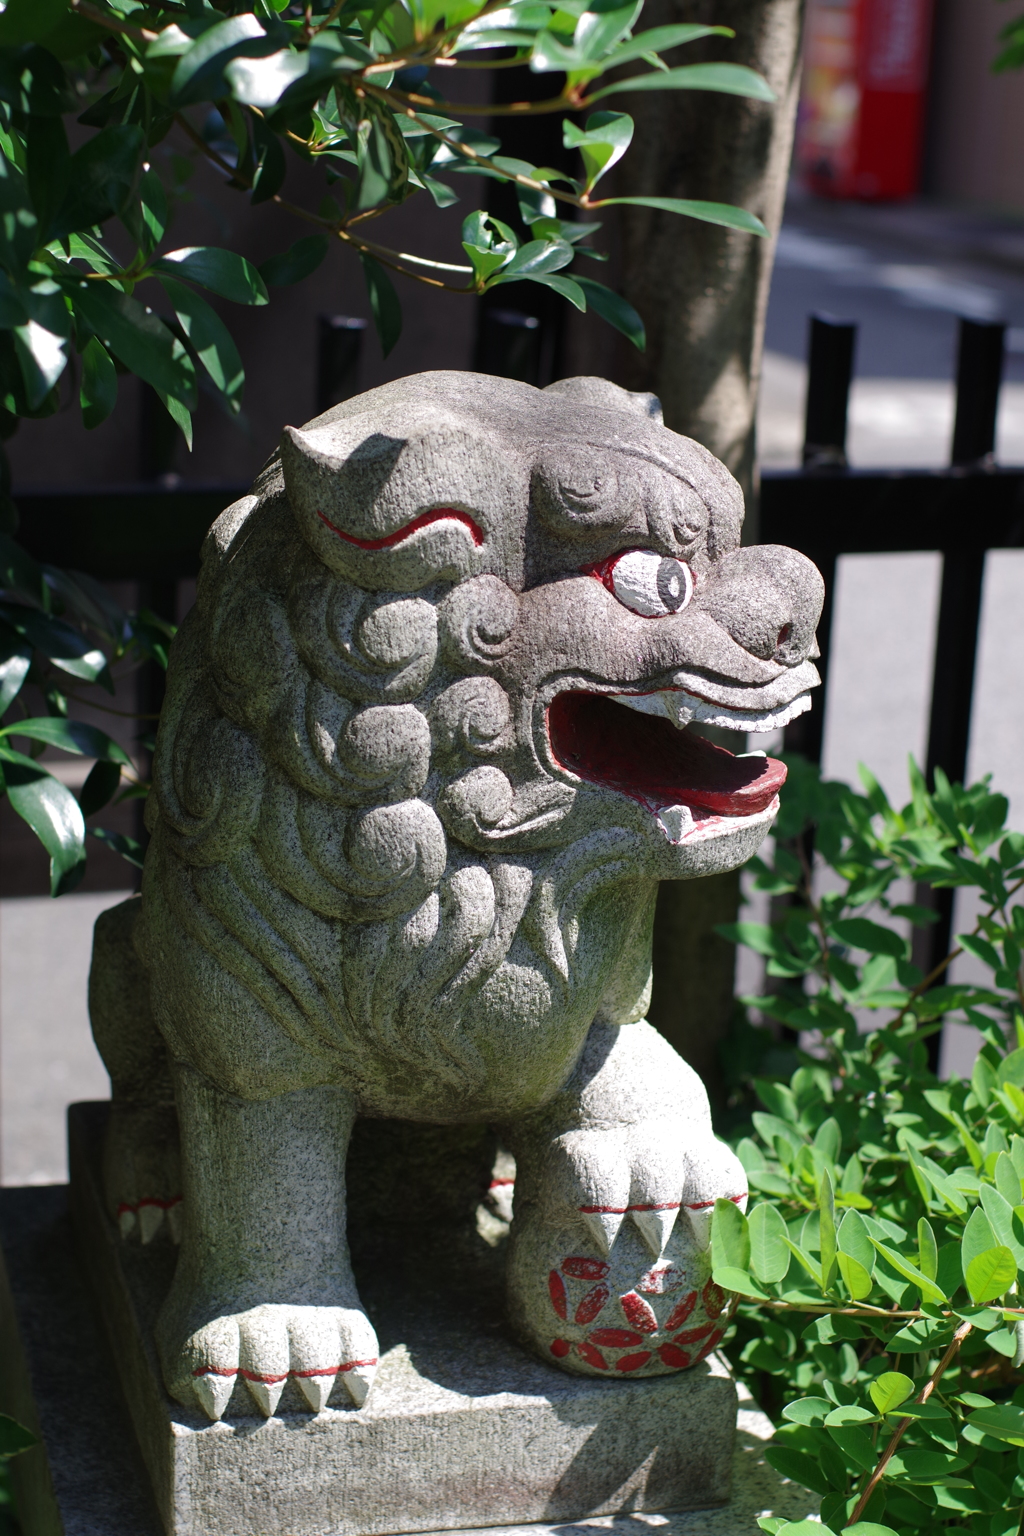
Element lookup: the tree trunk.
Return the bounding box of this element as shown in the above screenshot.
[610,0,806,1105]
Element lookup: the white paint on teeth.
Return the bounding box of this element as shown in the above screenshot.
[341,1362,376,1408]
[138,1203,164,1244]
[296,1373,336,1413]
[245,1375,286,1417]
[631,1206,678,1257]
[608,688,812,734]
[194,1372,235,1422]
[580,1209,624,1255]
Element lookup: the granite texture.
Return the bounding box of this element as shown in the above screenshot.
[86,371,825,1419]
[0,1167,818,1536]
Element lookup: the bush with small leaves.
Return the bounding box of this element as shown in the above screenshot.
[711,755,1024,1535]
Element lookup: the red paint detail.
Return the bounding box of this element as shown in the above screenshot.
[547,691,787,816]
[579,552,619,594]
[337,1359,377,1373]
[673,1322,714,1346]
[315,507,483,549]
[574,1284,609,1325]
[729,1192,748,1206]
[292,1365,342,1379]
[685,1199,716,1211]
[665,1291,698,1331]
[193,1366,238,1378]
[550,1338,571,1359]
[578,1204,627,1215]
[117,1195,183,1217]
[620,1291,658,1334]
[589,1328,644,1348]
[548,1270,568,1320]
[657,1343,691,1369]
[703,1279,726,1319]
[562,1256,610,1281]
[638,1263,686,1296]
[489,1178,515,1188]
[240,1369,289,1385]
[615,1351,652,1373]
[194,1360,376,1381]
[696,1329,725,1360]
[577,1341,608,1371]
[628,1201,681,1213]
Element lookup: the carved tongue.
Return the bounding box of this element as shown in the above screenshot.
[547,691,786,814]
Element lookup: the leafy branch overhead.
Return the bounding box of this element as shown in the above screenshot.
[709,756,1024,1536]
[0,0,773,453]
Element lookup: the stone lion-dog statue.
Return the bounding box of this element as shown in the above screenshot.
[88,371,823,1422]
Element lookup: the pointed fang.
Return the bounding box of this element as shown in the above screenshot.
[193,1371,235,1422]
[296,1372,336,1413]
[340,1360,377,1408]
[138,1203,164,1244]
[683,1201,715,1251]
[118,1208,136,1239]
[244,1373,286,1417]
[631,1206,678,1258]
[581,1209,625,1256]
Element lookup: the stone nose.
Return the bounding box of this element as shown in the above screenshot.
[696,545,825,666]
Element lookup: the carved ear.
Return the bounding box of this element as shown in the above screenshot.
[543,376,663,426]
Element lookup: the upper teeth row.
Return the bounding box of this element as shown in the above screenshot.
[608,689,812,734]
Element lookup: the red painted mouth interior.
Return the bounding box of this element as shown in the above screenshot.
[547,692,787,816]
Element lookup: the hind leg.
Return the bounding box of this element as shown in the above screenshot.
[505,1019,747,1376]
[89,897,181,1242]
[157,1066,378,1421]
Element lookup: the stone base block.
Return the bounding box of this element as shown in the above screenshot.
[0,1103,817,1536]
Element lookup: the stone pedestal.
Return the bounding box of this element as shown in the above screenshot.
[0,1104,816,1536]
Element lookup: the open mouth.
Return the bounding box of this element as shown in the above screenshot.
[547,691,787,841]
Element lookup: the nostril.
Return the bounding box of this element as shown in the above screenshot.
[776,623,792,651]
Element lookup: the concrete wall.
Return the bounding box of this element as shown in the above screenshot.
[925,0,1024,213]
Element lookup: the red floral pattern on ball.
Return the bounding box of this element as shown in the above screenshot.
[620,1291,658,1334]
[577,1341,608,1370]
[548,1270,568,1319]
[574,1284,609,1324]
[550,1338,570,1358]
[615,1352,652,1372]
[665,1290,698,1331]
[562,1257,610,1281]
[702,1279,726,1319]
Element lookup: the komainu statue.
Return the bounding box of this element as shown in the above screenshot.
[88,371,823,1424]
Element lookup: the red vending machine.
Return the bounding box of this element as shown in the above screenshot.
[797,0,934,200]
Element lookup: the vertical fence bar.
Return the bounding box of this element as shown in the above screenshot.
[317,317,367,415]
[802,314,857,470]
[951,319,1006,467]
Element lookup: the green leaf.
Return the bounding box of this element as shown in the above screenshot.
[917,1216,938,1280]
[830,916,907,957]
[520,272,587,310]
[711,1195,750,1272]
[998,1048,1024,1088]
[227,48,309,109]
[762,1446,832,1498]
[0,748,85,896]
[869,1371,915,1414]
[962,1205,997,1280]
[0,603,111,688]
[259,234,330,287]
[153,248,269,307]
[461,210,517,281]
[26,111,69,242]
[837,1208,874,1270]
[573,276,645,349]
[157,276,244,413]
[0,1412,36,1457]
[562,110,633,191]
[0,643,31,716]
[79,336,117,430]
[967,1403,1024,1445]
[824,1404,876,1426]
[591,194,768,237]
[495,238,574,280]
[13,321,67,411]
[711,1264,767,1299]
[359,253,402,359]
[869,1237,946,1303]
[89,824,144,870]
[819,1167,837,1291]
[78,759,121,818]
[965,1245,1017,1304]
[52,124,144,239]
[836,1251,872,1300]
[780,1397,831,1427]
[0,717,130,764]
[597,22,734,69]
[586,61,776,105]
[844,1527,902,1536]
[995,1150,1023,1206]
[157,389,192,452]
[169,14,276,106]
[748,1202,789,1284]
[69,282,197,409]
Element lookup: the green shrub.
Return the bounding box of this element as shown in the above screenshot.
[712,756,1024,1536]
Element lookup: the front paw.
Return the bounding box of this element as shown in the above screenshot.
[158,1300,380,1421]
[103,1102,182,1244]
[507,1129,746,1377]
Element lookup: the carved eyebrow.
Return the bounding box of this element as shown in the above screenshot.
[315,507,484,549]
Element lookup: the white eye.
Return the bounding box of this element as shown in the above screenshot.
[610,551,694,617]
